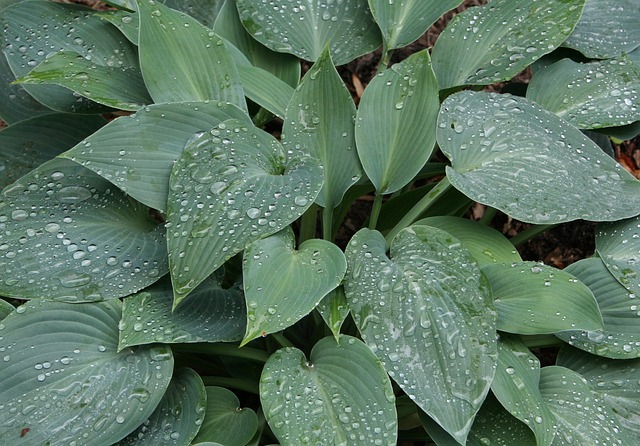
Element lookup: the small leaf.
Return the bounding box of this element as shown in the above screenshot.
[344,227,497,443]
[355,49,439,194]
[483,261,603,335]
[192,387,258,446]
[242,227,346,345]
[438,91,640,224]
[96,10,139,44]
[316,286,349,341]
[236,65,295,119]
[167,119,323,305]
[260,336,397,446]
[0,300,174,445]
[596,215,640,296]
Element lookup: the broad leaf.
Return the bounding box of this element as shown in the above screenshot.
[562,0,640,59]
[242,227,346,344]
[192,386,258,446]
[368,0,463,51]
[0,300,174,445]
[316,286,349,341]
[431,0,585,89]
[119,276,246,350]
[62,101,251,212]
[235,0,381,65]
[17,51,152,111]
[540,366,637,445]
[97,10,139,44]
[167,119,323,305]
[163,0,225,29]
[283,47,361,209]
[556,258,640,358]
[483,261,603,335]
[137,0,246,110]
[344,227,497,443]
[0,113,105,189]
[118,368,206,446]
[596,215,640,296]
[0,158,168,301]
[438,91,640,224]
[260,336,397,446]
[236,65,295,119]
[355,49,439,194]
[527,57,640,129]
[0,51,50,124]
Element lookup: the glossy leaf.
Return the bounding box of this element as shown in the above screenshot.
[137,0,246,110]
[119,276,246,350]
[260,336,397,445]
[237,64,295,119]
[167,119,323,305]
[0,300,174,445]
[283,47,361,209]
[482,261,602,335]
[438,91,640,224]
[556,258,640,358]
[527,57,640,129]
[316,286,349,341]
[368,0,462,50]
[0,50,50,124]
[0,113,105,189]
[0,158,168,301]
[117,368,206,446]
[596,215,640,296]
[431,0,585,89]
[192,386,258,446]
[344,227,497,443]
[242,227,345,344]
[562,0,640,59]
[17,51,152,111]
[355,49,439,194]
[61,101,251,212]
[235,0,381,65]
[163,0,225,29]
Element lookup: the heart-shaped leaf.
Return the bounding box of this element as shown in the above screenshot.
[242,227,346,344]
[431,0,585,89]
[483,261,602,335]
[117,368,206,446]
[438,91,640,224]
[192,386,258,446]
[119,276,246,350]
[596,215,640,296]
[167,119,323,306]
[0,158,168,301]
[355,49,439,194]
[62,101,251,212]
[0,300,174,445]
[344,227,497,443]
[235,0,381,65]
[260,335,397,446]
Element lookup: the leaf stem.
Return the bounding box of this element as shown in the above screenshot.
[369,192,384,230]
[201,376,260,395]
[171,343,269,363]
[299,203,318,244]
[510,223,558,247]
[322,206,334,241]
[479,206,497,225]
[271,332,295,349]
[377,46,394,73]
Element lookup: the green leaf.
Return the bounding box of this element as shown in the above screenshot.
[0,113,105,189]
[117,368,206,446]
[0,300,174,445]
[556,258,640,358]
[235,0,381,65]
[316,285,349,341]
[242,227,346,345]
[119,276,245,350]
[355,49,439,194]
[283,47,361,209]
[432,0,585,89]
[558,345,640,437]
[61,101,251,212]
[1,0,138,113]
[562,0,640,59]
[167,119,323,305]
[482,261,603,335]
[0,158,168,301]
[527,57,640,129]
[540,365,637,445]
[260,335,397,445]
[96,10,139,44]
[0,51,51,124]
[163,0,225,29]
[596,215,640,296]
[368,0,462,51]
[491,334,556,446]
[0,298,13,320]
[137,0,246,110]
[192,386,258,446]
[236,65,295,119]
[17,51,152,111]
[343,227,497,443]
[414,216,521,267]
[438,91,640,224]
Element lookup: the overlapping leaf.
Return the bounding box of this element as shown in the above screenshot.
[316,286,349,341]
[596,215,640,296]
[0,51,50,124]
[163,0,225,28]
[0,298,13,320]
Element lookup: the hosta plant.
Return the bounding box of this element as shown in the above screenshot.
[1,0,640,444]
